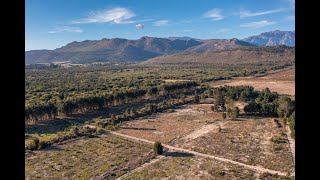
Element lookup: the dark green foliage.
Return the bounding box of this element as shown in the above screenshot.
[276,96,295,118]
[244,101,261,113]
[288,111,295,138]
[153,141,163,155]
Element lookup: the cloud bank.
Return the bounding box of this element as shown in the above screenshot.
[72,7,135,24]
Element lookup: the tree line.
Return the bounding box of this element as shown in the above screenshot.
[25,81,199,123]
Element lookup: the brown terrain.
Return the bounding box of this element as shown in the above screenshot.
[211,67,295,95]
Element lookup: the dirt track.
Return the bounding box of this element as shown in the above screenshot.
[110,131,288,176]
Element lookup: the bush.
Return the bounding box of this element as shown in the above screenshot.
[97,128,106,134]
[26,137,39,151]
[153,141,163,155]
[38,140,47,150]
[222,113,227,119]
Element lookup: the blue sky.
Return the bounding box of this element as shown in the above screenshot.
[26,0,295,51]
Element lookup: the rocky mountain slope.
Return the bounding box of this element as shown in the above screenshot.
[243,30,295,47]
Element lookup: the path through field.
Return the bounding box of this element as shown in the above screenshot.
[110,131,288,177]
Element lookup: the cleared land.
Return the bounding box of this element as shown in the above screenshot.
[122,155,284,180]
[173,117,294,173]
[25,135,155,180]
[115,104,222,144]
[211,68,295,95]
[113,103,294,174]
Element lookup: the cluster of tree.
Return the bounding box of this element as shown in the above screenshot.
[95,96,193,129]
[287,111,295,138]
[25,81,200,123]
[243,88,295,118]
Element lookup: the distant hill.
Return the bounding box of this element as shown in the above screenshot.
[185,38,254,53]
[243,30,295,47]
[166,36,200,41]
[25,30,295,64]
[142,46,295,65]
[25,37,202,64]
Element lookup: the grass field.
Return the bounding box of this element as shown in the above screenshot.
[25,135,155,180]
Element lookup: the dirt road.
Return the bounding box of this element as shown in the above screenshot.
[110,131,288,176]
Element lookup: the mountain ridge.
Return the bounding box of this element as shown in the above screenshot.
[25,30,294,64]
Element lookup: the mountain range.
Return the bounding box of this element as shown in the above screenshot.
[243,30,294,47]
[25,30,295,64]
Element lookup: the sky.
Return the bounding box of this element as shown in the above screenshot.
[26,0,295,51]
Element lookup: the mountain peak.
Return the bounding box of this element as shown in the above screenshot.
[243,30,295,47]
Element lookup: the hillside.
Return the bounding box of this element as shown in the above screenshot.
[25,37,203,64]
[185,38,254,53]
[142,46,295,65]
[25,30,295,64]
[243,30,295,47]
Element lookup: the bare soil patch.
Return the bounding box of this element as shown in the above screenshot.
[211,68,295,95]
[115,104,222,144]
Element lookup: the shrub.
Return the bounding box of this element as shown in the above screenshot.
[97,128,106,134]
[26,137,39,151]
[194,95,200,103]
[222,113,227,119]
[38,140,47,150]
[153,141,163,155]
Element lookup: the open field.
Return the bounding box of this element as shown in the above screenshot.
[25,135,155,180]
[172,117,294,173]
[211,68,295,95]
[115,104,222,144]
[24,64,295,179]
[113,102,294,174]
[122,154,285,180]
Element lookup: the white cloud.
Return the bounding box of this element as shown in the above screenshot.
[135,24,144,28]
[153,20,169,26]
[48,26,83,34]
[240,8,285,18]
[72,7,135,24]
[240,20,276,28]
[203,8,225,21]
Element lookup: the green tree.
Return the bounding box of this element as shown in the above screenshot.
[153,141,163,155]
[277,96,294,118]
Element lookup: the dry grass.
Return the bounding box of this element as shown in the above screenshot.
[211,68,295,95]
[25,135,154,180]
[115,104,222,144]
[123,155,284,179]
[172,117,294,173]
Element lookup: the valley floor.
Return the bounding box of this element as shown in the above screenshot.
[211,67,295,96]
[26,102,295,179]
